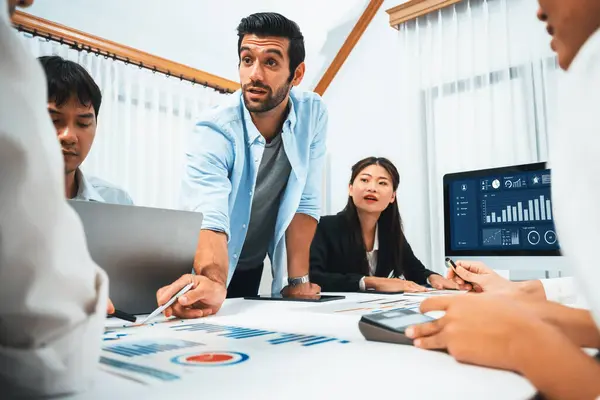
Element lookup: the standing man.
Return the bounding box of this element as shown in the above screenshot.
[157,12,326,317]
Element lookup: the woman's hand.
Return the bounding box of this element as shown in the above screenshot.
[365,277,428,292]
[428,274,460,290]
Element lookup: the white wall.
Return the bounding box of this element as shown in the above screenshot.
[322,0,434,269]
[26,0,368,90]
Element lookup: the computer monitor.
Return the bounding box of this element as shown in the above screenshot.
[443,162,569,277]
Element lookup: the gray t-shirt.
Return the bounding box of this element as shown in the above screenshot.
[236,133,292,270]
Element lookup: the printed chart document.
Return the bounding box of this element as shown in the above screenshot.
[100,318,351,385]
[296,291,467,316]
[404,289,469,297]
[296,294,424,316]
[95,303,535,399]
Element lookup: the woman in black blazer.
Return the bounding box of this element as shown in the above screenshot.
[310,157,458,293]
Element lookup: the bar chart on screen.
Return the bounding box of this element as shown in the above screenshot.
[481,192,553,225]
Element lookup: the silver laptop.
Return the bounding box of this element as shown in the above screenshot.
[68,200,203,315]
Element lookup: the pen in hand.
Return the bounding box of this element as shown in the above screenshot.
[445,257,472,285]
[138,281,194,325]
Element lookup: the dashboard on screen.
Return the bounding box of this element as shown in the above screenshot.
[444,162,561,256]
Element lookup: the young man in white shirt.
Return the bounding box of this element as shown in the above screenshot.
[39,55,134,205]
[0,0,108,396]
[407,1,600,398]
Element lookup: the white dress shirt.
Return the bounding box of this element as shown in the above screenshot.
[359,225,379,291]
[366,224,379,277]
[358,225,432,290]
[550,28,600,329]
[0,6,108,397]
[74,169,134,205]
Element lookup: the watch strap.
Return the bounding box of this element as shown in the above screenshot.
[287,274,310,286]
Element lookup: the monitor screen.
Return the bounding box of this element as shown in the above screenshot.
[443,162,561,256]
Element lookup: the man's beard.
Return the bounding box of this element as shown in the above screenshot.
[242,80,291,113]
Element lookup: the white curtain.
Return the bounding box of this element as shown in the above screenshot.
[395,0,561,271]
[20,32,228,210]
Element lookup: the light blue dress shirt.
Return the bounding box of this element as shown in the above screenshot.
[181,88,328,294]
[74,169,134,205]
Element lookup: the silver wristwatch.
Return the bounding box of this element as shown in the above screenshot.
[287,274,310,287]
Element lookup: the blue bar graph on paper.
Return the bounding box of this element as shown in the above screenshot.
[99,357,181,381]
[224,330,273,339]
[302,338,337,346]
[300,336,324,343]
[268,334,309,344]
[170,323,351,347]
[103,339,202,358]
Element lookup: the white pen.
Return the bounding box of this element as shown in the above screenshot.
[138,281,194,325]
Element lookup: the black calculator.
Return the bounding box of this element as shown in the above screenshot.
[359,309,435,345]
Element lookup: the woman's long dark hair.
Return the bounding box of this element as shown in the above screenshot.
[341,157,404,277]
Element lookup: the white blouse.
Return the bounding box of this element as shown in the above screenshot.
[551,28,600,329]
[366,224,379,276]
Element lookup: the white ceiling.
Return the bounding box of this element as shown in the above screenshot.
[27,0,370,90]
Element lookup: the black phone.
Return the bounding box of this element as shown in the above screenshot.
[359,309,435,345]
[244,294,345,302]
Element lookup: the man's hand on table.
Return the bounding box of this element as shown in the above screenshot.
[156,273,227,319]
[281,281,321,299]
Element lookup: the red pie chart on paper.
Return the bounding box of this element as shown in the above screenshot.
[188,353,233,363]
[171,351,249,366]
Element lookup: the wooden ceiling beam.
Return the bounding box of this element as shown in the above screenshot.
[314,0,385,96]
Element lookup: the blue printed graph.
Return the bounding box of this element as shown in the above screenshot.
[103,339,202,358]
[99,357,181,381]
[170,323,350,347]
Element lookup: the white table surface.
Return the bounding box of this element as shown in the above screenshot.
[69,293,535,400]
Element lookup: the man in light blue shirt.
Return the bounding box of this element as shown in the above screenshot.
[156,12,326,318]
[39,56,133,206]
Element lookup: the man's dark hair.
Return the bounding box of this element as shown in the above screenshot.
[38,55,102,118]
[237,12,305,82]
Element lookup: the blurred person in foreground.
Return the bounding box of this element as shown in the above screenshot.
[0,0,108,397]
[407,1,600,399]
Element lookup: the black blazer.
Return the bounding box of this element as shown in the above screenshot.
[310,213,437,292]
